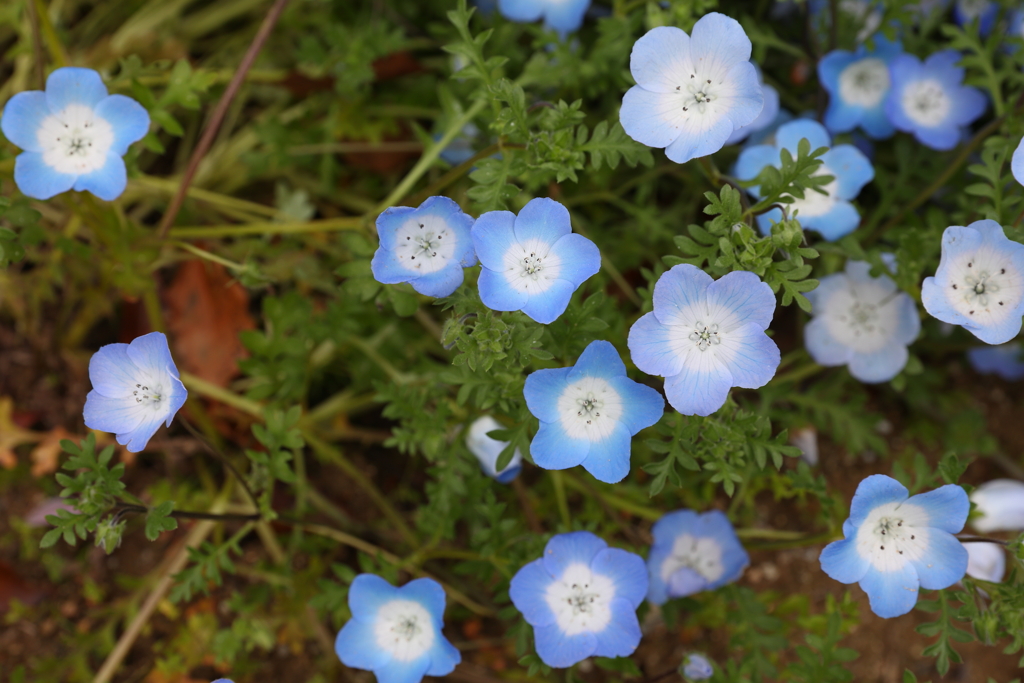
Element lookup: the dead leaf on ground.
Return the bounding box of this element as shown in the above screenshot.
[30,426,71,477]
[0,396,43,469]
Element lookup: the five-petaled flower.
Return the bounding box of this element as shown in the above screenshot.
[472,197,600,324]
[646,509,749,605]
[619,13,764,165]
[804,259,920,383]
[497,0,591,39]
[466,415,523,483]
[83,332,187,453]
[1,67,150,201]
[681,653,714,681]
[921,220,1024,345]
[819,474,969,619]
[628,264,780,416]
[969,479,1024,533]
[334,574,461,683]
[818,36,903,139]
[733,119,874,241]
[371,196,478,298]
[509,531,648,668]
[884,50,986,151]
[524,340,664,484]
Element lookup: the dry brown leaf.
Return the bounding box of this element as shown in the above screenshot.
[30,426,71,477]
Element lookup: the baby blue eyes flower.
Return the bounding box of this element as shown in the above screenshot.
[509,531,647,668]
[724,66,779,146]
[1012,135,1024,188]
[472,197,600,324]
[818,36,903,139]
[804,260,920,384]
[497,0,591,39]
[819,474,969,619]
[681,653,714,681]
[371,196,478,298]
[646,509,749,605]
[884,51,986,151]
[335,574,461,683]
[619,13,764,165]
[953,0,998,36]
[965,542,1005,583]
[733,119,874,241]
[523,340,664,484]
[466,416,523,483]
[628,264,780,417]
[921,220,1024,345]
[970,479,1024,533]
[967,342,1024,380]
[83,332,188,453]
[0,67,149,201]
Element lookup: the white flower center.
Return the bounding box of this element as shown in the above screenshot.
[37,104,114,175]
[855,501,932,572]
[556,376,623,442]
[373,599,435,662]
[789,164,839,219]
[688,321,722,351]
[502,237,563,294]
[545,563,615,636]
[393,215,458,275]
[660,534,724,584]
[130,375,168,413]
[944,246,1024,326]
[674,69,726,117]
[822,276,903,354]
[838,58,890,108]
[901,79,950,127]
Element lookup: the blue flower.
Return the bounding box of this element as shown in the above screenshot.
[646,509,749,605]
[497,0,591,39]
[83,332,187,453]
[819,474,969,619]
[335,574,461,683]
[953,0,998,36]
[472,197,600,324]
[0,67,149,201]
[884,51,986,151]
[818,36,903,139]
[619,13,764,165]
[1012,135,1024,188]
[438,123,480,166]
[965,541,1006,583]
[524,340,664,484]
[970,479,1024,533]
[967,343,1024,380]
[725,66,780,145]
[681,654,714,681]
[211,680,234,683]
[804,259,920,383]
[921,220,1024,344]
[371,196,478,298]
[733,119,874,241]
[466,415,523,483]
[628,265,780,416]
[509,531,647,668]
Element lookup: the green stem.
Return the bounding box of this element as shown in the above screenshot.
[769,361,826,386]
[179,372,264,417]
[550,471,572,529]
[168,216,365,239]
[168,241,248,272]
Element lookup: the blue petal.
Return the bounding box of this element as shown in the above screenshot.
[349,574,400,619]
[733,143,778,186]
[914,123,962,152]
[629,26,691,94]
[775,119,832,154]
[620,86,686,150]
[542,0,588,36]
[569,340,627,382]
[542,531,608,578]
[13,152,76,200]
[906,484,970,533]
[425,637,461,677]
[495,464,522,483]
[590,547,648,607]
[668,567,709,597]
[715,541,750,587]
[548,233,601,286]
[375,205,418,252]
[579,421,632,484]
[375,657,431,683]
[801,201,860,242]
[126,332,177,376]
[663,86,751,164]
[716,323,779,389]
[818,50,854,94]
[410,265,464,298]
[521,279,576,324]
[804,317,853,367]
[821,145,874,200]
[498,0,544,22]
[819,538,870,584]
[705,270,776,331]
[524,367,572,422]
[727,82,779,144]
[892,291,921,345]
[848,346,909,384]
[477,267,530,312]
[860,103,895,139]
[859,563,920,618]
[922,50,964,84]
[471,210,518,271]
[689,12,753,73]
[663,355,732,417]
[514,197,571,246]
[652,264,713,327]
[849,475,908,527]
[909,529,968,590]
[83,392,146,438]
[399,578,447,627]
[607,376,664,434]
[119,411,168,453]
[45,67,108,111]
[509,558,557,626]
[529,420,590,470]
[94,95,149,155]
[627,312,686,378]
[591,597,642,659]
[533,623,597,668]
[88,343,139,397]
[165,374,187,428]
[335,619,393,671]
[967,343,1024,380]
[1,91,49,152]
[371,248,416,285]
[73,152,127,201]
[651,509,700,545]
[948,84,987,127]
[1013,137,1024,187]
[645,552,672,605]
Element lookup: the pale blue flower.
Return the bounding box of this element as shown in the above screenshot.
[211,680,234,683]
[921,220,1024,344]
[819,474,969,618]
[682,654,714,681]
[967,342,1024,380]
[498,0,591,39]
[965,542,1005,583]
[725,66,779,145]
[509,531,647,668]
[733,119,874,241]
[646,509,749,605]
[628,265,780,416]
[884,51,986,151]
[1012,135,1024,188]
[371,196,477,298]
[524,340,664,484]
[954,0,998,36]
[83,332,187,453]
[472,197,600,324]
[466,416,523,483]
[335,574,461,683]
[970,479,1024,533]
[818,36,903,139]
[805,260,920,383]
[620,13,764,165]
[0,67,149,201]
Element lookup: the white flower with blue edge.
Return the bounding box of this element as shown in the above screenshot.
[371,196,477,298]
[0,67,149,201]
[819,474,969,619]
[884,50,986,151]
[921,220,1024,344]
[733,119,874,241]
[681,654,714,681]
[509,531,648,668]
[466,416,523,483]
[646,509,749,605]
[804,259,920,383]
[83,332,187,453]
[524,340,664,484]
[498,0,591,39]
[725,66,779,146]
[472,197,600,324]
[334,574,461,683]
[967,342,1024,380]
[818,36,903,139]
[965,542,1006,583]
[619,13,764,165]
[954,0,998,36]
[970,479,1024,533]
[628,264,780,416]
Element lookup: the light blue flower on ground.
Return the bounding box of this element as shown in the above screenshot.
[967,343,1024,380]
[619,13,764,165]
[628,264,780,416]
[524,340,664,484]
[497,0,591,39]
[884,51,986,151]
[681,653,714,680]
[83,332,187,453]
[921,220,1024,344]
[472,197,600,324]
[509,531,648,668]
[804,259,920,383]
[733,119,874,241]
[970,479,1024,532]
[371,196,477,298]
[818,36,903,139]
[953,0,998,36]
[466,415,523,483]
[819,474,969,618]
[335,574,461,683]
[725,66,779,145]
[646,509,749,605]
[0,67,149,201]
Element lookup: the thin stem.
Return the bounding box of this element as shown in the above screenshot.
[25,0,45,89]
[179,418,262,512]
[404,142,522,208]
[116,504,260,522]
[33,0,67,67]
[180,372,264,417]
[956,535,1009,546]
[550,471,572,529]
[168,216,364,239]
[168,240,248,272]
